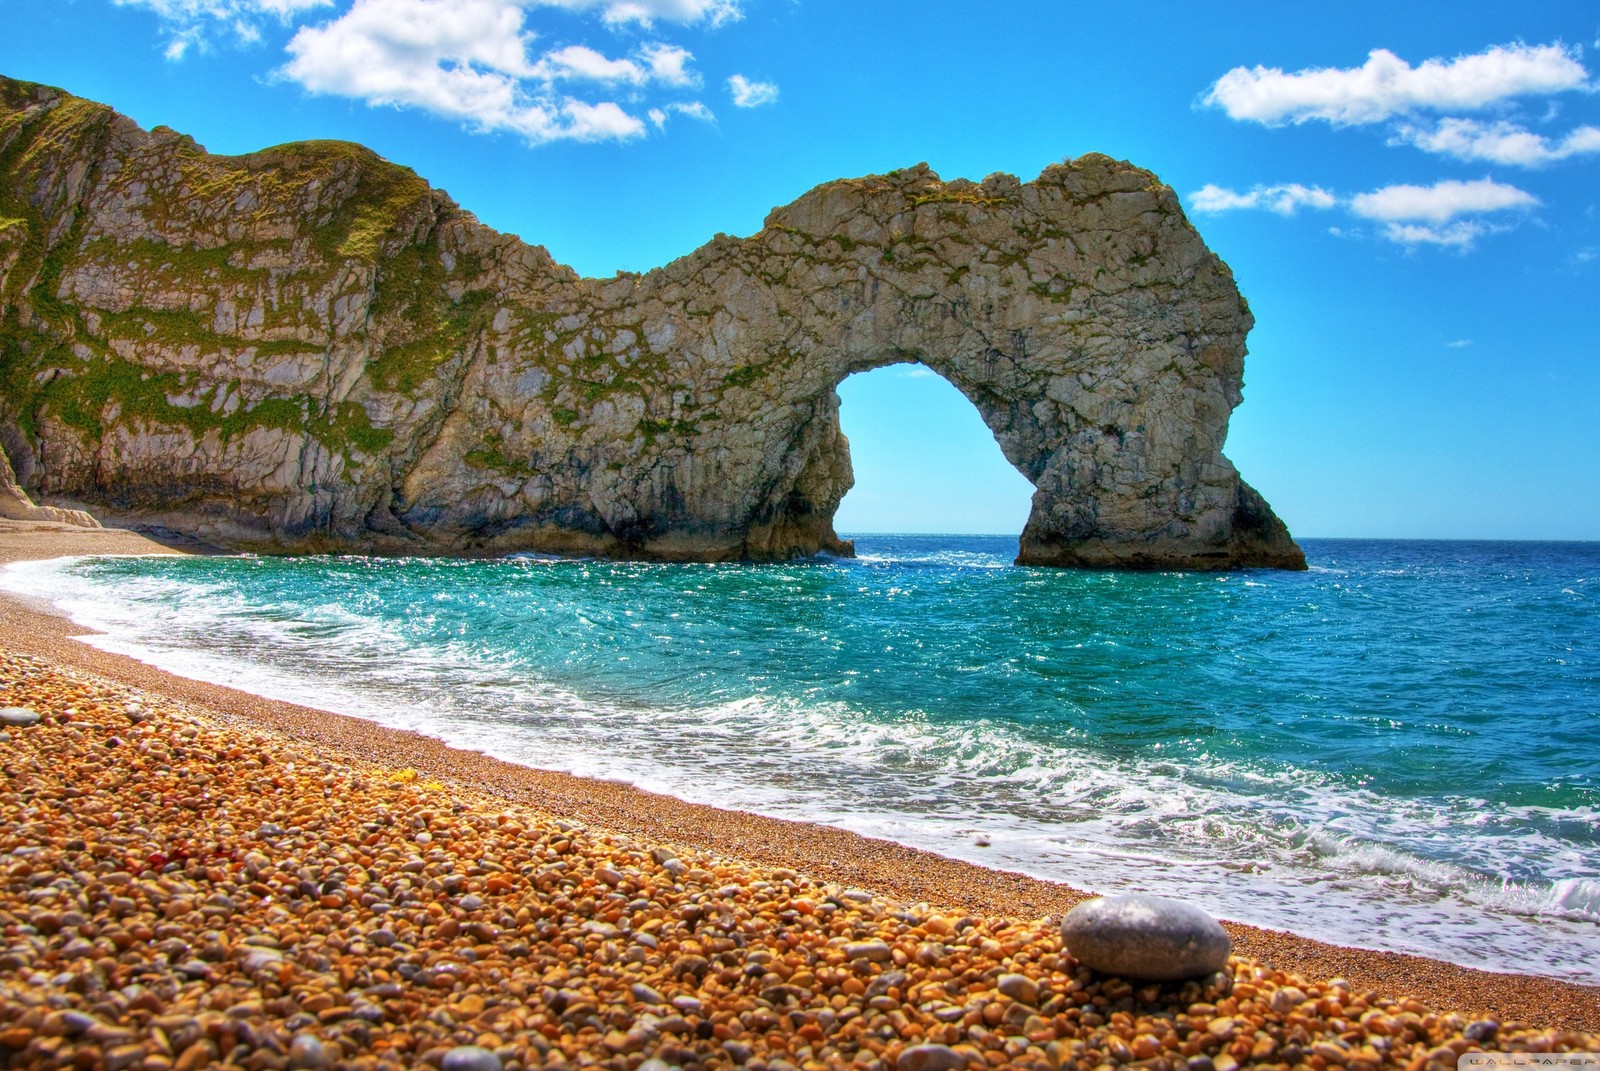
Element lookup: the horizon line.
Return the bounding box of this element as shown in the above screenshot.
[838,532,1600,543]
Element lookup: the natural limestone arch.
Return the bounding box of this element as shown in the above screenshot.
[0,76,1304,569]
[394,160,1303,570]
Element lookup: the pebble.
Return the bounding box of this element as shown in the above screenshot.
[631,982,666,1004]
[846,939,893,962]
[897,1043,967,1071]
[288,1034,331,1069]
[0,704,40,726]
[440,1045,502,1071]
[996,972,1040,1004]
[175,1040,217,1071]
[1061,894,1232,981]
[241,947,285,972]
[0,646,1590,1071]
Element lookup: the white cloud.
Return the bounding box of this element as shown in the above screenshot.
[123,0,760,147]
[1378,220,1500,248]
[115,0,333,54]
[1204,42,1591,126]
[1189,183,1337,215]
[647,100,715,128]
[531,44,648,84]
[1445,339,1473,348]
[1189,176,1538,250]
[534,0,742,26]
[525,42,695,87]
[1348,178,1537,249]
[669,99,714,122]
[283,0,652,144]
[727,73,778,107]
[639,43,697,87]
[252,0,335,12]
[1347,177,1538,223]
[116,0,331,18]
[280,0,732,144]
[561,98,646,140]
[1391,117,1600,166]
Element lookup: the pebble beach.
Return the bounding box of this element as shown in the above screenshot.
[2,522,1598,1071]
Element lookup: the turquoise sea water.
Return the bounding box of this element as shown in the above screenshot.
[5,537,1598,982]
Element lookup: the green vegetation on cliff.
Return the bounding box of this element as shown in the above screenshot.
[0,76,488,468]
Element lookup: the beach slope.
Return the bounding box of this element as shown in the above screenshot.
[1,524,1596,1071]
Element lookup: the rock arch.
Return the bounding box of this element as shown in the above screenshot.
[0,76,1304,569]
[425,158,1303,570]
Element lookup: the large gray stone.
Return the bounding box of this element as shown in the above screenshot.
[441,1047,502,1071]
[1060,895,1231,981]
[0,707,41,727]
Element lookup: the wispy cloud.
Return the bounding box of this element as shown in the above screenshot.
[1203,42,1590,126]
[1445,339,1473,348]
[282,0,611,144]
[535,0,742,27]
[526,42,699,87]
[1204,41,1600,172]
[1382,222,1505,247]
[727,73,778,108]
[1198,41,1592,252]
[1390,117,1600,167]
[1189,183,1336,215]
[114,0,333,57]
[638,42,698,86]
[118,0,747,146]
[1347,177,1538,223]
[1191,177,1538,249]
[647,100,715,129]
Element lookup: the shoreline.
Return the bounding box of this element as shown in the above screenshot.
[1,520,1597,1034]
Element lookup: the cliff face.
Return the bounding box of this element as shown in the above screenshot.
[0,444,97,527]
[0,75,1305,570]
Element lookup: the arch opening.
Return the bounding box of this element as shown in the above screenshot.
[831,363,1036,542]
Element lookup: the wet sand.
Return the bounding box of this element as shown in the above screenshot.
[1,520,1597,1047]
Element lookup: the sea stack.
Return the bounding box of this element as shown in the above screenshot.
[0,75,1304,570]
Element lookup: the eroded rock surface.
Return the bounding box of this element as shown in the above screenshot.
[0,75,1304,569]
[0,437,97,527]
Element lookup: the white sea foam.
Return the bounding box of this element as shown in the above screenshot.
[5,553,1599,983]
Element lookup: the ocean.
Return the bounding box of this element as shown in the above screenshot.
[4,536,1597,983]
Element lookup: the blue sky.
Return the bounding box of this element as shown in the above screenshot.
[3,1,1597,539]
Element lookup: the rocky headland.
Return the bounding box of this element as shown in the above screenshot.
[0,75,1303,569]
